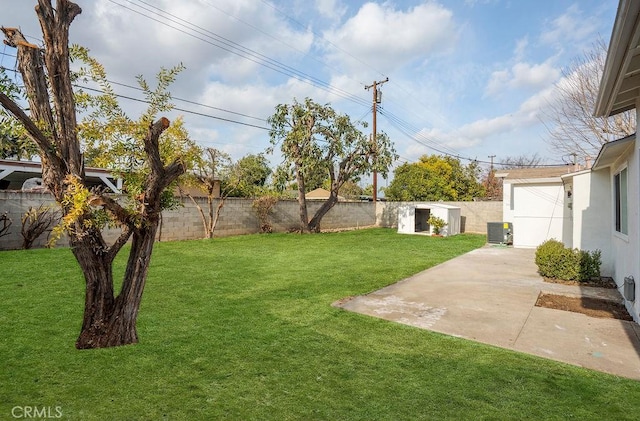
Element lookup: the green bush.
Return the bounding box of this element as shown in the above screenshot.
[427,215,447,235]
[535,239,601,282]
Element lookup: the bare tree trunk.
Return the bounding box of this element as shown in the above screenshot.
[185,193,210,238]
[295,161,309,233]
[74,221,159,349]
[210,199,225,238]
[308,191,339,233]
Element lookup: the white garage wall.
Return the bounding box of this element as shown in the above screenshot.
[511,183,566,248]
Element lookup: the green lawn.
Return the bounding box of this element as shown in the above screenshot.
[1,228,639,420]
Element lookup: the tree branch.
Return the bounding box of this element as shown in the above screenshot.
[144,117,170,177]
[0,92,60,165]
[36,0,83,174]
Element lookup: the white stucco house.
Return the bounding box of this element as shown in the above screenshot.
[592,0,640,323]
[497,166,576,248]
[500,0,640,323]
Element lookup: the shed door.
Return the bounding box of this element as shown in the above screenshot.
[415,209,430,232]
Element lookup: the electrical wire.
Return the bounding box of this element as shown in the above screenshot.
[107,0,370,108]
[74,84,270,130]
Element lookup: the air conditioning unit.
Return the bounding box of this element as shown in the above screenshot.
[487,222,513,245]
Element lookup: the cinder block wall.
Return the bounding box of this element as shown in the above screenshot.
[0,191,500,250]
[377,201,503,234]
[0,192,377,249]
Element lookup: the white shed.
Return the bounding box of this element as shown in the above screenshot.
[397,203,461,236]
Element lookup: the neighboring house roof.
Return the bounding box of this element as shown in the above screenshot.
[305,187,344,201]
[0,158,122,192]
[495,166,575,183]
[592,133,636,170]
[594,0,640,117]
[176,183,220,198]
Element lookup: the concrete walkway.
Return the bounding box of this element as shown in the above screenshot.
[336,245,640,380]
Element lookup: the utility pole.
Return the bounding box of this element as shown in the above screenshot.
[488,155,496,171]
[365,77,388,202]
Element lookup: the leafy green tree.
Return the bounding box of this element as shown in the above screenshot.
[0,67,37,160]
[385,154,484,201]
[225,153,271,197]
[268,97,396,232]
[0,4,197,349]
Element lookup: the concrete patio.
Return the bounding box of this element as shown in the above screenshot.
[336,246,640,380]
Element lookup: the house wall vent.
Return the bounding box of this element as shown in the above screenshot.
[624,276,635,301]
[487,222,513,244]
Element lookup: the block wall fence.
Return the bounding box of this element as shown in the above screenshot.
[0,191,502,250]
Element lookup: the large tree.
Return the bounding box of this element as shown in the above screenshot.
[385,154,484,201]
[268,98,396,232]
[0,1,193,349]
[543,39,635,160]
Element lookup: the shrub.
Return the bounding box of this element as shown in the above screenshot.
[252,195,279,233]
[21,204,60,249]
[535,239,601,282]
[427,215,447,235]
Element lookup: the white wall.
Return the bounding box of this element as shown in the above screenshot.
[397,204,415,234]
[609,142,640,322]
[506,182,566,248]
[568,170,613,275]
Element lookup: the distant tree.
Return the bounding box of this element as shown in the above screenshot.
[183,148,225,238]
[321,178,363,200]
[542,39,635,161]
[183,148,270,238]
[268,98,396,232]
[481,169,502,200]
[225,153,271,197]
[0,5,196,349]
[339,180,365,200]
[385,155,484,201]
[498,153,544,169]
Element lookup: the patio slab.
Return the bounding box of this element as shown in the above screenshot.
[336,246,640,380]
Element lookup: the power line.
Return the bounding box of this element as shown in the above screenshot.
[105,79,267,122]
[1,59,270,129]
[378,107,566,168]
[106,0,370,108]
[74,84,270,130]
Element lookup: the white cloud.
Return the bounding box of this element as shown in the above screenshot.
[403,83,559,161]
[323,2,458,74]
[80,0,314,89]
[540,4,599,47]
[513,37,528,61]
[485,60,559,97]
[315,0,347,21]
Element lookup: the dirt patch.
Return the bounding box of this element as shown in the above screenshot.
[535,293,632,321]
[543,276,616,289]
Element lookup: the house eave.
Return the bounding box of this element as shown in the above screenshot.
[503,177,562,185]
[592,133,636,170]
[594,0,640,117]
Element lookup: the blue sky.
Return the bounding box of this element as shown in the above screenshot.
[1,0,619,184]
